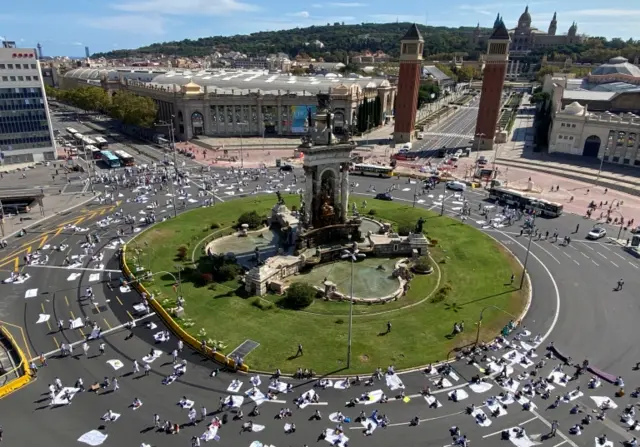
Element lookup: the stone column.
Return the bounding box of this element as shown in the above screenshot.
[340,165,349,223]
[303,166,313,227]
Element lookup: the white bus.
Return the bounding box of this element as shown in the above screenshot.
[351,163,395,178]
[65,127,79,136]
[94,136,108,149]
[489,187,563,218]
[73,133,84,143]
[82,136,97,146]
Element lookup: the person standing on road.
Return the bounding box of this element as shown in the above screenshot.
[550,420,559,437]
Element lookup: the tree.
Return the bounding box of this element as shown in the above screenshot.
[455,65,476,82]
[281,282,317,310]
[535,66,556,81]
[417,84,440,108]
[237,210,263,229]
[373,96,382,126]
[110,91,157,128]
[530,91,550,105]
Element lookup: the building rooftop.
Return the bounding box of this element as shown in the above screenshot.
[590,56,640,78]
[562,90,617,102]
[490,21,511,40]
[402,24,424,42]
[148,70,392,94]
[422,65,451,82]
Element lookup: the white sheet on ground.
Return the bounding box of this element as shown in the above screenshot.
[250,376,261,387]
[52,387,80,405]
[200,425,218,442]
[269,381,289,393]
[67,273,81,281]
[469,382,493,394]
[360,389,383,405]
[227,380,243,393]
[361,418,378,434]
[499,393,515,405]
[449,371,460,381]
[101,412,121,421]
[488,361,514,376]
[487,402,507,417]
[142,350,162,363]
[324,429,349,447]
[107,359,124,370]
[70,318,84,329]
[448,389,469,401]
[246,387,267,405]
[225,395,244,408]
[333,379,349,390]
[89,273,101,282]
[329,412,344,423]
[385,373,404,390]
[424,395,443,408]
[502,379,520,394]
[78,430,108,446]
[472,409,492,427]
[547,371,568,387]
[25,288,38,298]
[590,396,618,410]
[515,395,537,409]
[564,391,584,402]
[433,377,453,388]
[594,437,613,447]
[36,314,50,324]
[507,428,537,447]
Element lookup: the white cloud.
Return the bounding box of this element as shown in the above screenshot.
[111,0,258,15]
[71,42,84,46]
[328,2,366,6]
[82,15,167,35]
[568,9,640,17]
[288,11,310,18]
[239,15,355,32]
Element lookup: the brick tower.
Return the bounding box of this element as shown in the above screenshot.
[474,19,510,151]
[393,24,423,144]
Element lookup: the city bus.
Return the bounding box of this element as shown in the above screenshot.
[85,145,102,160]
[114,150,135,167]
[82,136,97,147]
[73,133,84,143]
[488,186,563,217]
[351,163,394,178]
[94,136,108,149]
[65,127,79,136]
[100,150,121,168]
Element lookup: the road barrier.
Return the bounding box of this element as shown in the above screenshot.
[0,326,33,398]
[120,245,248,373]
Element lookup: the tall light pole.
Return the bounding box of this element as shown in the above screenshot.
[519,210,538,290]
[440,179,447,216]
[595,146,609,186]
[341,245,366,369]
[238,122,248,169]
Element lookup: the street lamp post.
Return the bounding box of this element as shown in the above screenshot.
[174,264,184,298]
[440,179,446,216]
[238,122,248,169]
[474,305,518,346]
[341,246,366,369]
[519,211,538,290]
[595,147,608,186]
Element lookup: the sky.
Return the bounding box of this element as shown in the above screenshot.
[0,0,637,57]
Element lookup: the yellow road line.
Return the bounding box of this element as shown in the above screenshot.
[52,336,60,349]
[99,209,107,216]
[73,216,86,226]
[86,211,97,220]
[115,200,121,207]
[64,296,70,307]
[13,257,19,272]
[54,226,64,237]
[109,205,117,212]
[103,318,112,329]
[69,310,75,319]
[126,310,134,321]
[93,303,100,313]
[115,296,123,306]
[38,235,48,248]
[40,304,51,330]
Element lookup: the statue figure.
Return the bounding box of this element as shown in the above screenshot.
[415,216,426,234]
[351,202,358,216]
[299,199,307,225]
[276,190,284,205]
[254,246,262,265]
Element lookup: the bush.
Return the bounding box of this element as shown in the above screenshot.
[217,263,241,282]
[176,245,188,261]
[429,283,453,304]
[210,222,220,229]
[200,273,213,285]
[237,211,263,230]
[413,256,432,274]
[281,282,317,310]
[397,225,412,236]
[368,209,377,216]
[251,297,274,311]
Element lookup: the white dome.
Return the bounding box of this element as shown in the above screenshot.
[564,101,585,115]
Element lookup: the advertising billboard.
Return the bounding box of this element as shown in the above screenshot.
[290,105,316,133]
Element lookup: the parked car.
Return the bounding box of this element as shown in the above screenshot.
[375,192,393,201]
[586,227,607,240]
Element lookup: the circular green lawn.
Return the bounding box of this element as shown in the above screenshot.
[127,195,528,374]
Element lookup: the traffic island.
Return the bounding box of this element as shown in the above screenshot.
[124,195,529,374]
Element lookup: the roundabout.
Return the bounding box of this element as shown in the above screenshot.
[125,194,528,374]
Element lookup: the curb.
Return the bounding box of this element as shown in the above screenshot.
[0,326,34,399]
[4,193,100,239]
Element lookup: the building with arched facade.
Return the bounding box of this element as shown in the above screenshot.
[60,67,396,141]
[545,59,640,167]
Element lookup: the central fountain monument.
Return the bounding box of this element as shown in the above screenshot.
[296,93,362,252]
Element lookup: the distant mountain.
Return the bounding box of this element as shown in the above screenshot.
[92,22,486,61]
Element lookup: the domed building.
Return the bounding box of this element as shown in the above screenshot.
[60,67,396,140]
[587,57,640,86]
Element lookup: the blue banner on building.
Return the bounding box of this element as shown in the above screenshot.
[290,105,317,133]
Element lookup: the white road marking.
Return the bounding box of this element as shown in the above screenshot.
[600,244,612,251]
[532,242,561,264]
[580,242,594,251]
[597,252,608,259]
[614,252,625,260]
[610,261,618,267]
[530,408,579,447]
[592,260,600,266]
[553,441,568,447]
[350,410,464,429]
[581,252,589,258]
[563,252,571,258]
[630,262,639,269]
[573,260,580,265]
[26,265,122,273]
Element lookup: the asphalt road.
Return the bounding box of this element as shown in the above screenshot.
[0,140,638,446]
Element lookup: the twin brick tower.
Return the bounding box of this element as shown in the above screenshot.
[393,20,510,151]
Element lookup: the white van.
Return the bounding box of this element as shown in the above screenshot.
[417,133,424,140]
[401,142,412,150]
